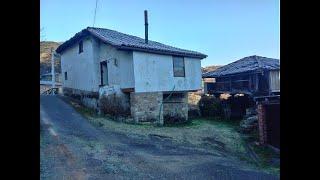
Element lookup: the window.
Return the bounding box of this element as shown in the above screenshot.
[64,72,68,80]
[79,40,83,54]
[173,56,185,77]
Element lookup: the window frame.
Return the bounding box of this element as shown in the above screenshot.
[173,56,185,77]
[100,61,108,86]
[78,40,83,54]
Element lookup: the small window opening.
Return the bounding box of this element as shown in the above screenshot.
[173,56,185,77]
[79,40,83,54]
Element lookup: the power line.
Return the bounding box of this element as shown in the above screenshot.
[93,0,99,27]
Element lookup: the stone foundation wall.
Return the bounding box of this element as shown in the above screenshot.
[163,92,188,123]
[82,97,99,110]
[98,85,131,117]
[99,93,131,117]
[62,87,99,110]
[63,87,99,99]
[130,92,163,124]
[63,87,190,125]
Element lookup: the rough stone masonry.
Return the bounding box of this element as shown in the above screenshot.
[130,92,163,124]
[130,92,189,125]
[163,92,188,124]
[63,87,189,125]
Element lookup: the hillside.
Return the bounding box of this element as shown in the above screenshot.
[40,41,62,75]
[201,65,223,74]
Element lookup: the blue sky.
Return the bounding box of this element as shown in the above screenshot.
[40,0,279,67]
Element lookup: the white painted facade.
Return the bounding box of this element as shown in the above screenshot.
[61,37,96,92]
[60,36,202,93]
[132,51,202,92]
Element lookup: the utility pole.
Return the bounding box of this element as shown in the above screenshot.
[51,48,55,95]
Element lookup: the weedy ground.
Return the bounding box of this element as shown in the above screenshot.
[64,96,279,175]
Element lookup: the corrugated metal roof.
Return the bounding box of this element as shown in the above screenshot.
[202,55,280,78]
[56,27,207,59]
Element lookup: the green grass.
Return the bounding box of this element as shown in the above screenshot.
[62,96,279,175]
[239,129,280,175]
[251,144,280,174]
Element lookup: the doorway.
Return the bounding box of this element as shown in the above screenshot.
[100,61,108,86]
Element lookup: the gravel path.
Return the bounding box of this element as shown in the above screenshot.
[40,95,278,180]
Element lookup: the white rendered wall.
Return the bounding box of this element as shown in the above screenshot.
[60,37,97,92]
[132,51,202,92]
[96,42,134,89]
[61,37,135,92]
[61,37,201,93]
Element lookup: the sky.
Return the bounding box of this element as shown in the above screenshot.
[40,0,279,67]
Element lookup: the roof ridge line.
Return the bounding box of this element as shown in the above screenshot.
[87,26,205,55]
[255,56,263,69]
[57,27,207,58]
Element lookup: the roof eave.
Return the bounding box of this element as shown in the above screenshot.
[203,68,280,78]
[117,45,207,59]
[56,29,91,54]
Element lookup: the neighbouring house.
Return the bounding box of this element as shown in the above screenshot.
[56,27,207,125]
[40,73,61,83]
[202,55,280,97]
[202,55,280,149]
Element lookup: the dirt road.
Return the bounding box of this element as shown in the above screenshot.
[40,95,278,180]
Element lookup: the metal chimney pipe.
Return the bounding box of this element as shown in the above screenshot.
[144,10,148,44]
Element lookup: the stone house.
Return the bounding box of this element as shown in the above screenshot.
[56,27,207,125]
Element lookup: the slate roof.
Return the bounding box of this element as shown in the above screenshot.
[202,55,280,78]
[56,27,207,59]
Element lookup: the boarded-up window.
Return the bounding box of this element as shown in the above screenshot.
[173,56,185,77]
[64,72,68,80]
[79,41,83,54]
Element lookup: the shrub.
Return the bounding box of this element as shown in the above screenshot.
[199,95,223,117]
[99,94,130,117]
